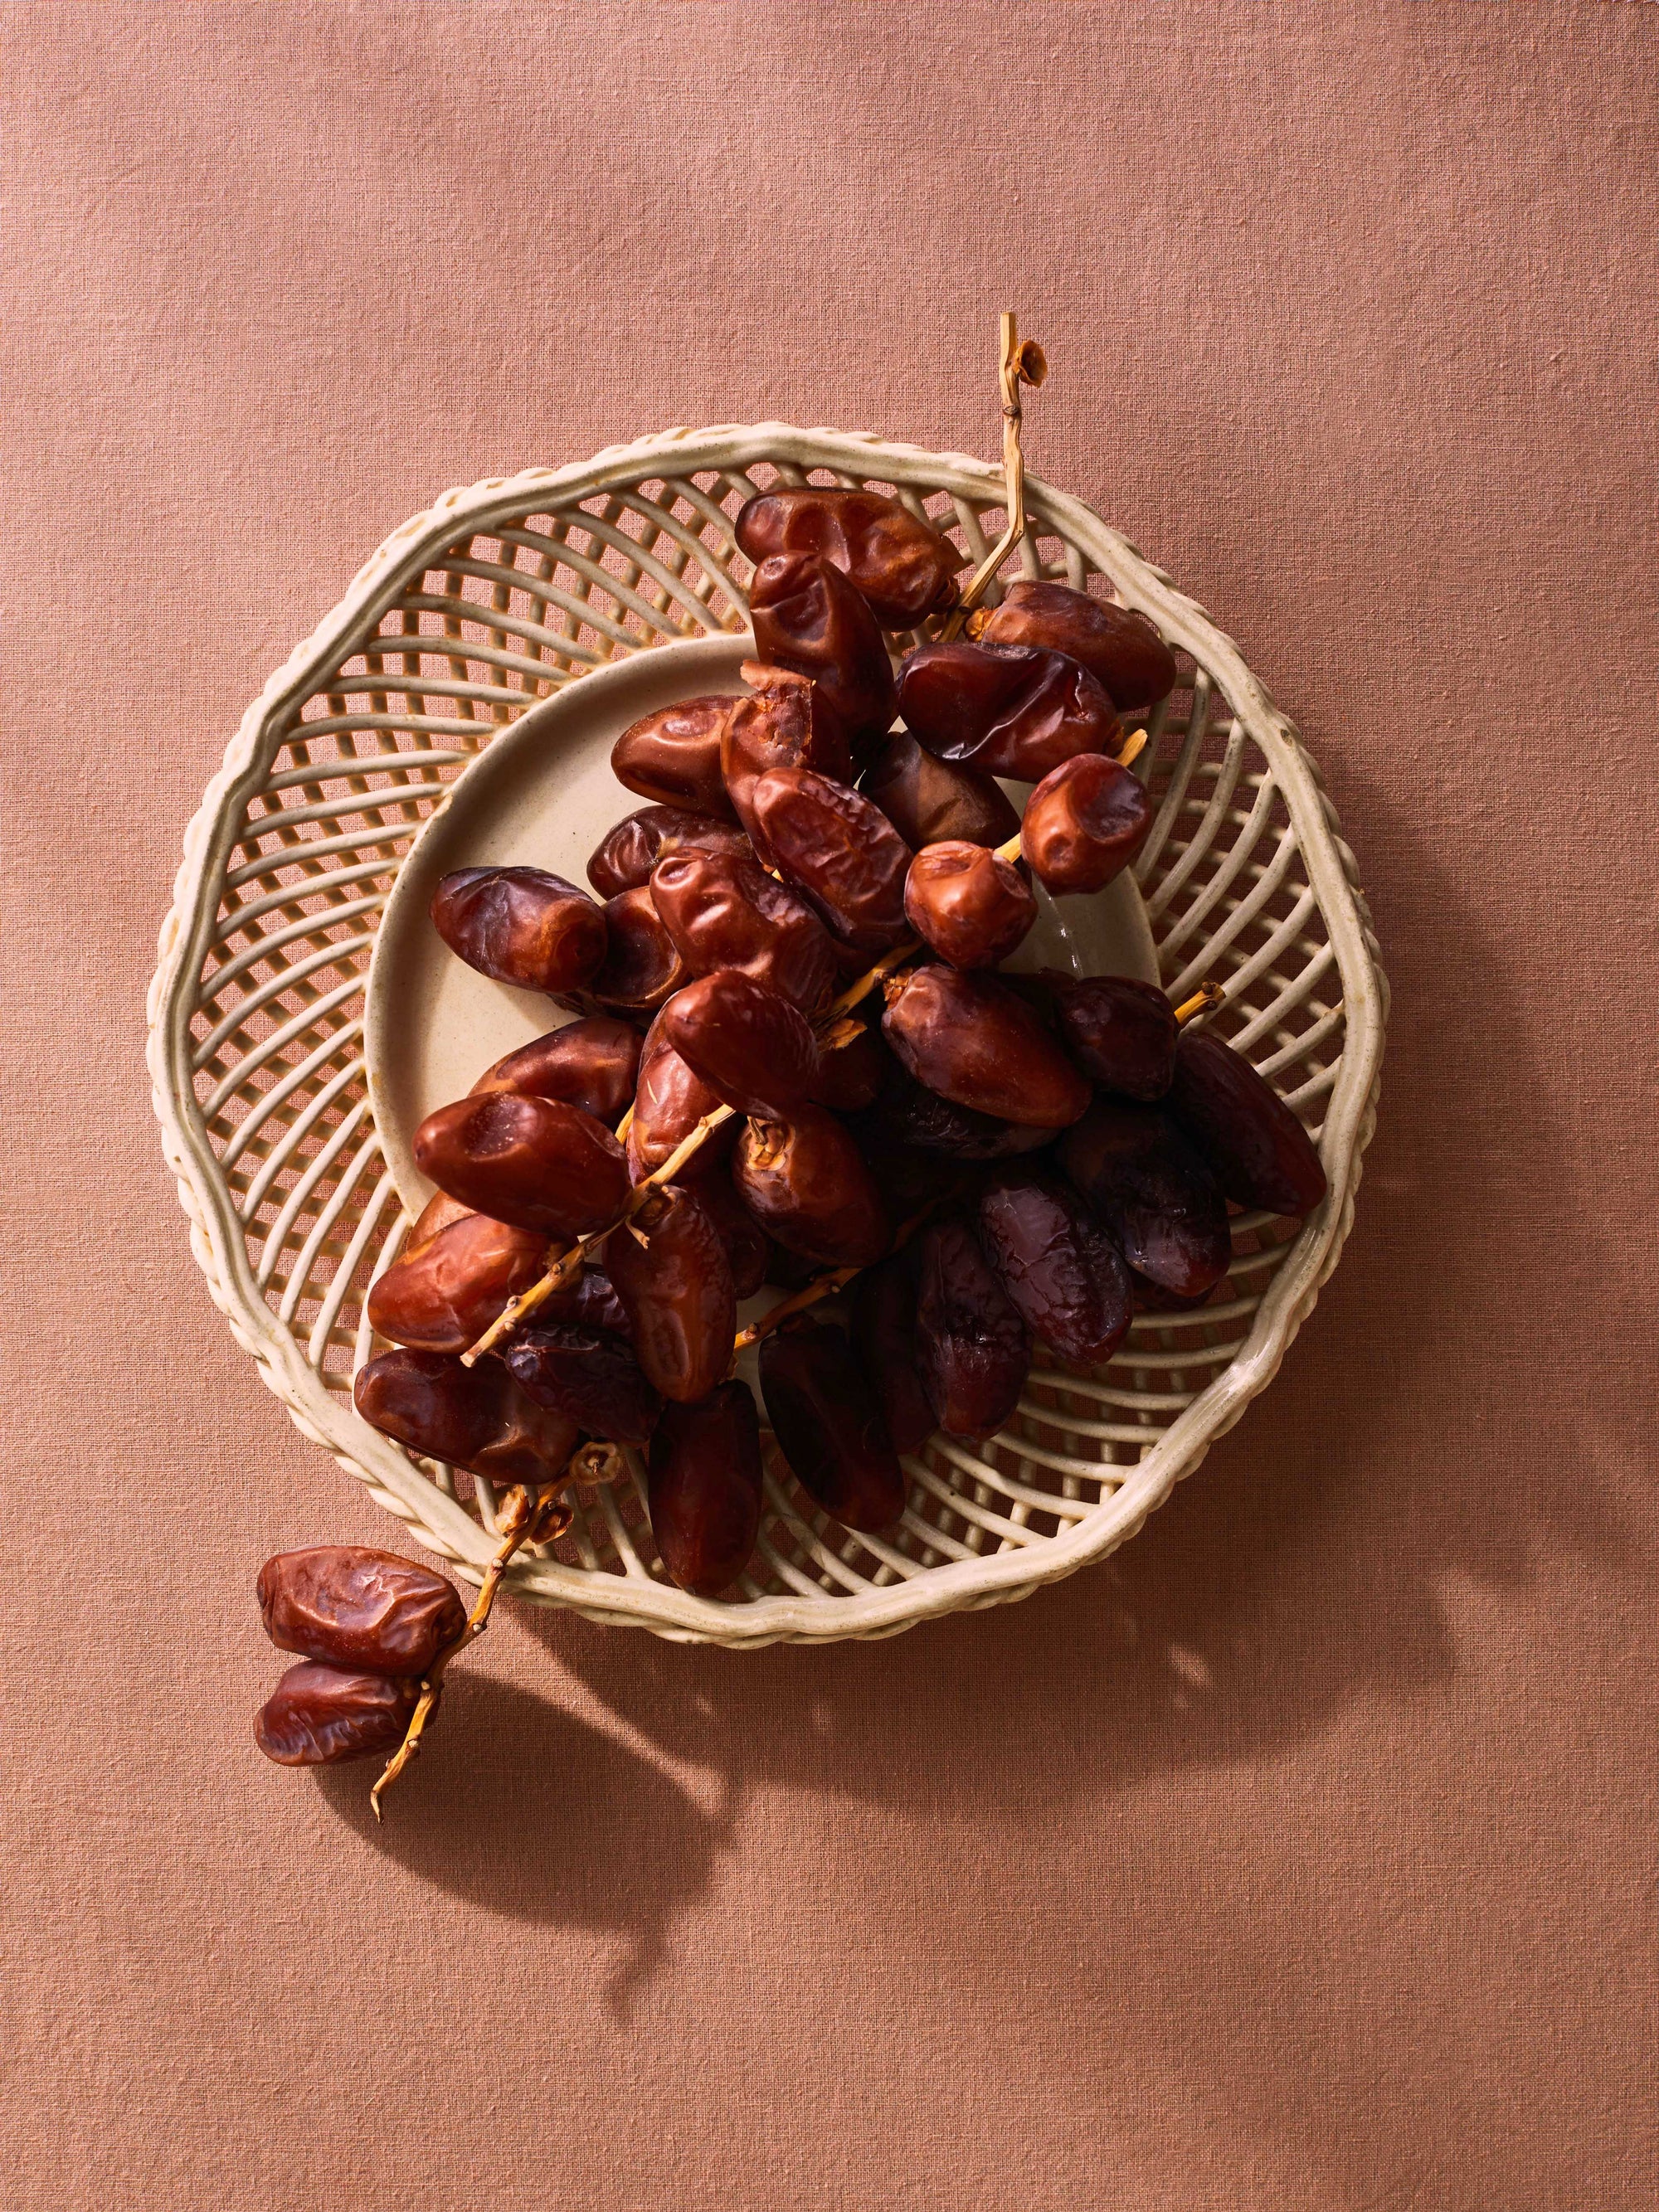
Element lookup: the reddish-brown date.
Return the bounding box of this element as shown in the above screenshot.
[503,1324,664,1446]
[733,1107,890,1267]
[760,1324,906,1534]
[975,1171,1132,1365]
[659,970,820,1121]
[255,1660,422,1767]
[913,1214,1030,1441]
[353,1347,580,1484]
[647,1383,764,1597]
[367,1208,547,1354]
[903,840,1035,969]
[1058,1099,1231,1300]
[721,661,852,863]
[586,887,687,1016]
[883,965,1090,1130]
[859,730,1020,851]
[611,695,740,819]
[980,580,1177,713]
[1037,971,1176,1101]
[749,553,898,756]
[1019,752,1151,897]
[852,1251,936,1456]
[649,847,838,1014]
[407,1188,474,1250]
[810,1021,888,1114]
[605,1184,737,1403]
[750,766,913,954]
[586,805,752,900]
[1166,1030,1327,1216]
[257,1545,465,1677]
[898,640,1119,781]
[678,1155,771,1298]
[431,867,607,995]
[625,1014,731,1182]
[412,1091,628,1236]
[469,1013,640,1124]
[735,486,961,630]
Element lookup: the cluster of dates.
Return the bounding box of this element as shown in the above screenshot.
[351,486,1327,1602]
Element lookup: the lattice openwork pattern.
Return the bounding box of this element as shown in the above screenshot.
[148,427,1386,1647]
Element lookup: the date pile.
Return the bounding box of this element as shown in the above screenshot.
[349,487,1328,1602]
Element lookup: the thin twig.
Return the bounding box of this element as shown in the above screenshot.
[730,1197,949,1359]
[941,313,1047,640]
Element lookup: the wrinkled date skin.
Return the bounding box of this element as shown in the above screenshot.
[975,1171,1132,1365]
[587,805,752,900]
[904,840,1036,969]
[751,766,913,955]
[898,640,1119,780]
[469,1014,641,1124]
[852,1251,936,1456]
[647,1383,763,1597]
[412,1091,628,1236]
[611,695,740,819]
[859,730,1020,851]
[367,1208,547,1353]
[649,847,838,1014]
[659,970,820,1121]
[980,580,1178,713]
[353,1347,580,1483]
[586,887,688,1016]
[679,1155,771,1298]
[256,1660,422,1767]
[750,553,898,758]
[736,487,961,630]
[1058,1099,1232,1299]
[721,661,851,863]
[431,867,607,995]
[1039,971,1176,1101]
[760,1325,906,1534]
[257,1545,466,1676]
[536,1262,634,1338]
[504,1324,664,1446]
[625,1014,731,1181]
[913,1215,1031,1441]
[1166,1030,1328,1216]
[733,1107,891,1267]
[810,1021,888,1114]
[606,1184,737,1403]
[1019,752,1151,897]
[865,1070,1054,1161]
[883,965,1090,1130]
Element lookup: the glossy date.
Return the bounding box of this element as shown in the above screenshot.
[897,640,1119,780]
[980,579,1177,712]
[903,839,1035,969]
[367,1208,547,1354]
[586,805,752,900]
[1058,1099,1231,1299]
[605,1184,737,1403]
[736,486,960,629]
[587,887,688,1015]
[353,1346,580,1485]
[256,1545,465,1677]
[749,552,898,756]
[913,1214,1030,1441]
[883,966,1090,1130]
[659,970,820,1121]
[859,729,1019,852]
[411,1091,628,1237]
[760,1324,906,1534]
[721,659,851,863]
[469,1013,641,1124]
[733,1106,891,1267]
[611,695,739,819]
[750,765,913,955]
[975,1170,1131,1365]
[255,1661,422,1767]
[649,846,839,1014]
[431,867,607,995]
[1019,752,1151,897]
[1038,971,1176,1100]
[647,1383,764,1597]
[1165,1030,1327,1216]
[503,1323,663,1446]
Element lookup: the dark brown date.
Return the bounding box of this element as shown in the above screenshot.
[852,1251,936,1455]
[647,1383,763,1597]
[611,696,739,819]
[431,867,607,995]
[750,766,913,955]
[883,965,1090,1129]
[980,579,1177,712]
[913,1214,1030,1441]
[678,1155,771,1299]
[605,1184,737,1403]
[256,1545,465,1676]
[897,641,1119,780]
[1038,971,1176,1100]
[1165,1030,1327,1216]
[733,1108,890,1267]
[586,887,687,1015]
[255,1660,421,1767]
[759,1325,905,1534]
[469,1013,640,1123]
[736,486,960,629]
[503,1325,663,1446]
[649,847,838,1013]
[864,1070,1054,1160]
[975,1171,1131,1365]
[844,1116,966,1213]
[810,1020,888,1113]
[353,1347,580,1484]
[625,1013,731,1182]
[721,660,852,863]
[659,970,820,1121]
[586,805,752,900]
[1019,752,1151,896]
[412,1091,628,1236]
[903,840,1035,969]
[367,1208,547,1353]
[859,730,1020,850]
[536,1262,635,1338]
[1058,1099,1231,1299]
[750,552,898,757]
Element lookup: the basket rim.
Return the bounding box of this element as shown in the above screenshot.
[146,421,1387,1647]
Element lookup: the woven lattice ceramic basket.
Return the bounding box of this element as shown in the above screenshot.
[148,425,1386,1647]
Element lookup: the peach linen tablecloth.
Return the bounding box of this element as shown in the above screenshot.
[5,6,1657,2208]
